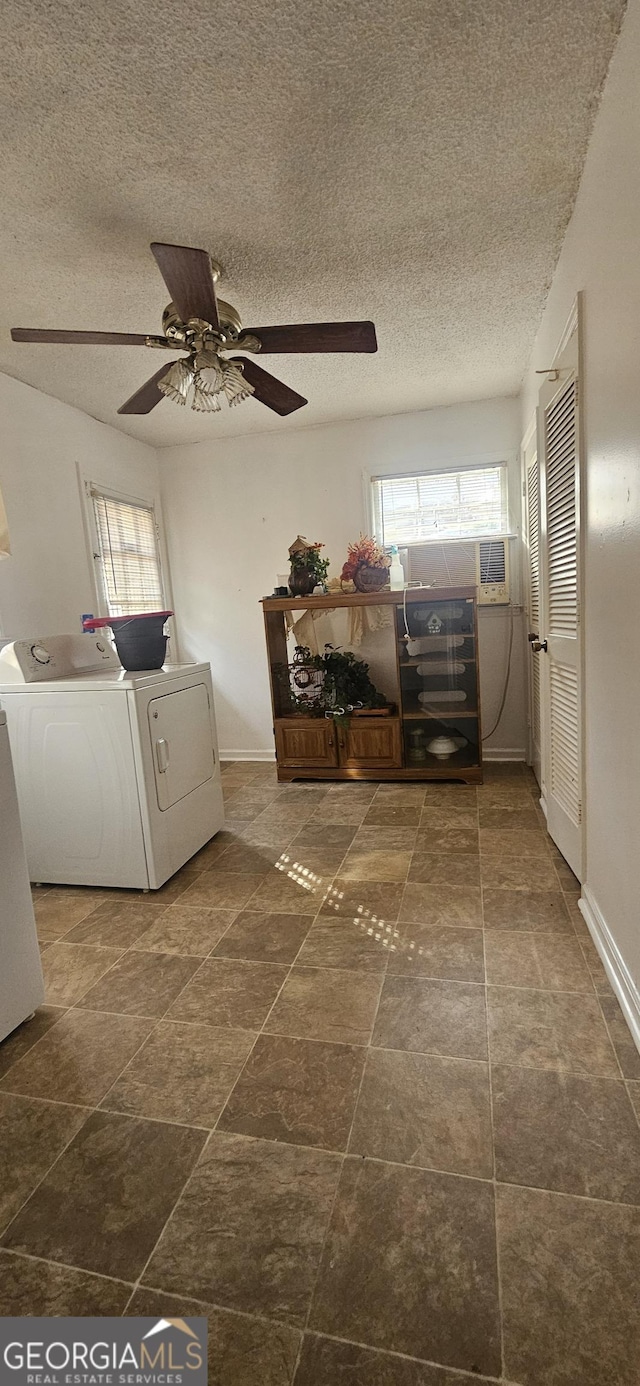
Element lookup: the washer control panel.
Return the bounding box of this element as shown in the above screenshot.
[0,634,122,683]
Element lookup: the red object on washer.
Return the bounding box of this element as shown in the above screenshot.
[83,611,173,631]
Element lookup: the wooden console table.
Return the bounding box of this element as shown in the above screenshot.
[261,587,483,783]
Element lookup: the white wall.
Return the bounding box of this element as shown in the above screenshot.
[0,373,162,638]
[521,0,640,1030]
[159,395,525,757]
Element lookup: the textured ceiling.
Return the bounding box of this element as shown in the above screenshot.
[0,0,625,446]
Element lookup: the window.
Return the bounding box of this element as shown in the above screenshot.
[372,463,508,546]
[90,486,166,617]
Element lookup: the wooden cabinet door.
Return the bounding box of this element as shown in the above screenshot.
[274,719,339,768]
[338,717,403,769]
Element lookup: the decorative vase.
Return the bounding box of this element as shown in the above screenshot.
[409,728,427,763]
[353,564,389,593]
[427,735,460,760]
[289,565,316,596]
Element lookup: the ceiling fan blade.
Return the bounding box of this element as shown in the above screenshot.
[235,358,307,416]
[150,242,220,328]
[244,321,378,354]
[11,328,158,346]
[117,363,176,415]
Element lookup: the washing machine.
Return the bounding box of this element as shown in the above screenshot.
[0,634,224,889]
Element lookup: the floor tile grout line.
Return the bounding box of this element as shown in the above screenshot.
[6,1085,640,1242]
[624,1080,640,1134]
[0,1089,96,1114]
[292,1323,513,1385]
[0,1102,97,1245]
[111,1116,213,1316]
[596,992,631,1084]
[483,885,506,1381]
[112,902,334,1312]
[52,931,260,1110]
[0,1245,136,1292]
[211,878,361,1136]
[130,1284,305,1337]
[83,1011,621,1078]
[293,896,395,1372]
[293,1152,346,1371]
[89,1015,166,1116]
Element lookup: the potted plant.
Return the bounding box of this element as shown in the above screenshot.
[288,536,330,596]
[285,644,388,720]
[341,534,390,592]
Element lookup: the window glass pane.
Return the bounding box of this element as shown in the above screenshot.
[373,465,507,545]
[92,492,164,616]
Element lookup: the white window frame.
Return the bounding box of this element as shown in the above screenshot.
[81,477,171,623]
[368,459,511,549]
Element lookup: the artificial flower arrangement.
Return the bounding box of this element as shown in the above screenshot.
[341,534,390,592]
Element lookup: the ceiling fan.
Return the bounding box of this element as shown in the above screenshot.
[11,242,378,418]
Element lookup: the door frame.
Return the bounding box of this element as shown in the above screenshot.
[536,294,587,878]
[521,413,542,788]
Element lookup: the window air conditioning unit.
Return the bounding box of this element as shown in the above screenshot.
[407,538,510,605]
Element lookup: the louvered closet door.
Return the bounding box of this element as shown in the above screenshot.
[524,434,542,787]
[538,342,583,879]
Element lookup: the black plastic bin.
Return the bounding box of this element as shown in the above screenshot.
[83,611,173,671]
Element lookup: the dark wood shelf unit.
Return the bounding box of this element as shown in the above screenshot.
[261,586,483,782]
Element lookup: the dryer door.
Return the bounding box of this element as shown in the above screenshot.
[148,682,214,811]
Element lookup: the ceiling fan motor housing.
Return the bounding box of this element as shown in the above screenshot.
[161,299,244,348]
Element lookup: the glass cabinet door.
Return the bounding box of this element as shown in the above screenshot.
[396,596,480,771]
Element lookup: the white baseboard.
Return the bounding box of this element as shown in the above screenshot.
[579,885,640,1057]
[482,747,527,762]
[220,749,276,763]
[223,746,527,765]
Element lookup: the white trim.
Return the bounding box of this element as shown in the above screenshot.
[369,458,510,483]
[221,748,276,762]
[363,447,516,482]
[482,747,527,762]
[222,746,528,764]
[554,297,580,365]
[521,412,537,456]
[362,467,374,534]
[579,885,640,1057]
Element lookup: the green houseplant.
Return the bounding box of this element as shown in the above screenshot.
[288,537,330,595]
[284,644,387,721]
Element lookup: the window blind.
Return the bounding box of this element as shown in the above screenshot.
[372,464,507,546]
[91,490,165,617]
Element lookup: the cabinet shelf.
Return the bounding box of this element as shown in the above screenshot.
[399,656,476,667]
[403,709,479,720]
[396,635,475,645]
[406,745,480,770]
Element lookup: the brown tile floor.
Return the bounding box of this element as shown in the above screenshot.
[1,761,639,1384]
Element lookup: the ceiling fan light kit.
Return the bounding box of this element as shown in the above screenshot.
[157,356,193,406]
[157,351,255,412]
[11,241,378,420]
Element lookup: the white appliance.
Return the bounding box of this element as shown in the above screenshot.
[0,710,44,1041]
[0,635,224,890]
